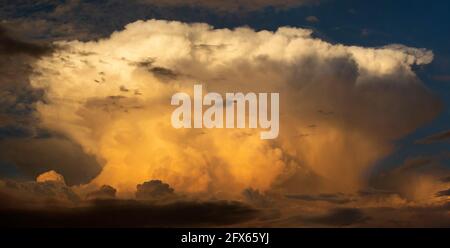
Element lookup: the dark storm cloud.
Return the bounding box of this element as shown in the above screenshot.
[0,25,99,184]
[0,26,53,57]
[0,123,50,140]
[0,199,259,227]
[0,25,50,124]
[0,8,178,186]
[416,129,450,144]
[0,25,53,128]
[285,193,353,204]
[0,125,33,139]
[0,137,102,185]
[0,37,95,186]
[436,188,450,197]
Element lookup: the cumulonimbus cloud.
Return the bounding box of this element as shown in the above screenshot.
[29,19,440,198]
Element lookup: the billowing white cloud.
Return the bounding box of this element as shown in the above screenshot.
[29,19,440,198]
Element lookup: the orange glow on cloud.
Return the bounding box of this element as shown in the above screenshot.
[29,20,439,197]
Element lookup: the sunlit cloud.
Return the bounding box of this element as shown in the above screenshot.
[28,20,440,200]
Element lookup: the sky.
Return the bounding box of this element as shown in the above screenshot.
[0,0,449,227]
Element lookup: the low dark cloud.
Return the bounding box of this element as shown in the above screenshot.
[357,188,397,197]
[293,208,369,227]
[309,208,369,226]
[363,204,450,227]
[0,125,34,139]
[436,188,450,197]
[285,193,353,204]
[416,129,450,144]
[0,199,259,227]
[0,177,259,227]
[0,26,53,57]
[0,179,80,208]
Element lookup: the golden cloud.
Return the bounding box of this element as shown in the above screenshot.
[29,19,440,198]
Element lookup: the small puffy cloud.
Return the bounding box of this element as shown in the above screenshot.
[383,44,434,65]
[36,170,66,184]
[86,185,117,200]
[305,15,319,23]
[136,180,175,200]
